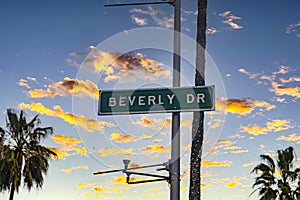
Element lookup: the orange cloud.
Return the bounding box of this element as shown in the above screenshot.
[109,133,151,143]
[110,133,136,143]
[240,124,267,136]
[69,47,170,83]
[216,98,275,115]
[201,183,212,189]
[46,146,70,159]
[135,116,171,130]
[61,165,89,173]
[19,102,114,132]
[201,160,232,167]
[240,119,292,136]
[98,148,133,157]
[270,80,300,99]
[27,77,99,99]
[243,161,256,167]
[226,182,240,188]
[140,145,170,153]
[277,134,300,144]
[238,68,260,79]
[51,135,87,158]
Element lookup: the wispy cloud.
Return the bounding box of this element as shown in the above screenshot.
[207,27,218,35]
[131,16,148,26]
[27,77,99,99]
[69,47,170,83]
[140,145,170,154]
[130,7,173,28]
[238,68,260,79]
[98,148,133,157]
[135,116,171,130]
[277,133,300,144]
[240,119,293,136]
[201,160,233,167]
[109,132,151,143]
[219,11,243,30]
[61,165,89,173]
[286,22,300,37]
[17,77,39,89]
[51,135,87,158]
[19,102,114,132]
[216,98,275,115]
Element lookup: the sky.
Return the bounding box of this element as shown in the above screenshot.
[0,0,300,199]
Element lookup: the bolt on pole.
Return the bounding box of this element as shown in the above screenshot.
[170,0,181,200]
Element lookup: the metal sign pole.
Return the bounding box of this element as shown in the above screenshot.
[170,0,181,200]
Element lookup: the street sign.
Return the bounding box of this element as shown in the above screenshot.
[98,86,214,115]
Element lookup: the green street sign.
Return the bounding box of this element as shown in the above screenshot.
[98,86,215,115]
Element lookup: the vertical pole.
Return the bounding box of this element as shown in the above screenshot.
[170,0,181,200]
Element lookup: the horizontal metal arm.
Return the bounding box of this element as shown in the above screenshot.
[125,171,169,179]
[127,178,169,184]
[94,162,168,175]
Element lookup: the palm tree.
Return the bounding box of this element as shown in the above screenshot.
[189,0,207,199]
[0,109,56,200]
[251,146,300,200]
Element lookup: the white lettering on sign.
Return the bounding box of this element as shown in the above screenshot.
[119,96,126,106]
[139,96,146,105]
[128,96,136,106]
[187,94,194,104]
[167,94,175,104]
[186,93,205,103]
[197,93,205,103]
[148,96,156,105]
[109,97,116,106]
[107,92,206,107]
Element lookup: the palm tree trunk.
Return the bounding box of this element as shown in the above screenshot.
[9,184,15,200]
[189,0,207,199]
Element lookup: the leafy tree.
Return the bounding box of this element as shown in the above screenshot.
[251,146,300,200]
[189,0,207,199]
[0,109,56,200]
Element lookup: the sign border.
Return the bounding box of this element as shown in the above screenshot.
[98,85,215,115]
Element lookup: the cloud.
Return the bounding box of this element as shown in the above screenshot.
[207,27,218,35]
[110,133,151,143]
[216,98,275,115]
[135,116,171,130]
[28,77,99,99]
[238,68,260,79]
[240,119,292,136]
[19,102,114,132]
[286,22,300,36]
[17,77,39,89]
[273,65,290,75]
[140,145,170,153]
[277,133,300,144]
[51,135,87,158]
[219,11,243,29]
[18,79,30,88]
[131,16,148,26]
[69,47,170,83]
[243,161,256,167]
[130,7,173,28]
[46,146,70,159]
[270,80,300,99]
[61,165,89,173]
[226,182,240,188]
[201,160,232,167]
[280,76,300,84]
[98,148,133,157]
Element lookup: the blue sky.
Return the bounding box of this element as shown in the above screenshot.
[0,0,300,199]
